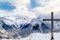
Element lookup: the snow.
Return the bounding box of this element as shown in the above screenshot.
[1,32,60,40]
[19,33,60,40]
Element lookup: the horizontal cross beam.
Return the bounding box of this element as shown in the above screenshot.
[43,19,60,21]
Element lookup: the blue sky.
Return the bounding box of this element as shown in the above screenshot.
[0,1,16,11]
[30,0,44,8]
[0,0,44,11]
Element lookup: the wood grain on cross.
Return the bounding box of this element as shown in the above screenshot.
[43,12,60,40]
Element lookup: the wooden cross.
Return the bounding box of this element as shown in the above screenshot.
[43,12,60,40]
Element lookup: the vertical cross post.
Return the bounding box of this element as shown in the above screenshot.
[51,12,54,40]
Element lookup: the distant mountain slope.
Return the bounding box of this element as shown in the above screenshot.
[0,16,60,38]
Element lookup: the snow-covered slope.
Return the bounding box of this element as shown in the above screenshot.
[20,33,60,40]
[0,15,60,39]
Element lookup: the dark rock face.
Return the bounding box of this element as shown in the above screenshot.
[19,23,33,38]
[2,22,13,30]
[41,23,50,33]
[33,23,39,30]
[20,23,31,30]
[0,36,2,39]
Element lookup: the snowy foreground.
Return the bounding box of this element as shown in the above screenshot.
[20,33,60,40]
[1,33,60,40]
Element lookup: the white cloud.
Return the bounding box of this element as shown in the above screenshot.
[0,0,60,18]
[32,0,60,15]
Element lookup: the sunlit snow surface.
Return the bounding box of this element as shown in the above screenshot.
[0,0,60,40]
[19,33,60,40]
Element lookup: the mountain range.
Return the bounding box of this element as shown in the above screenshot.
[0,15,60,38]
